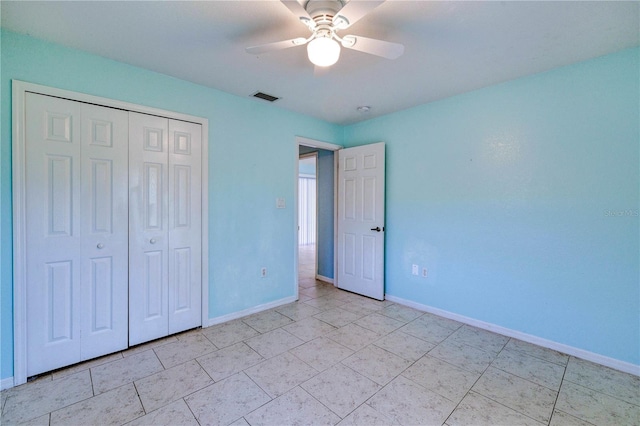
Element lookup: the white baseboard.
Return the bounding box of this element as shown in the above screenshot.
[385,294,640,377]
[1,376,14,390]
[204,296,297,328]
[315,275,334,284]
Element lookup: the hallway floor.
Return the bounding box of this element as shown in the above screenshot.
[1,244,638,425]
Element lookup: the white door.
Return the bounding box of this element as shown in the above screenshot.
[337,143,385,300]
[25,93,129,376]
[129,112,170,345]
[168,120,202,334]
[79,104,129,360]
[129,112,202,345]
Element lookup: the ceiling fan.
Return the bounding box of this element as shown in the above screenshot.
[246,0,404,67]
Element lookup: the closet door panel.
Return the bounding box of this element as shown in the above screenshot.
[168,120,202,334]
[25,93,83,376]
[80,104,129,360]
[129,112,170,345]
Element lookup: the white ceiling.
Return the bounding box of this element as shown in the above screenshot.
[2,1,638,125]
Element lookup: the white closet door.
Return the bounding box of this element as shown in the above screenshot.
[129,112,170,345]
[26,94,83,376]
[79,104,129,360]
[25,94,129,376]
[168,120,202,333]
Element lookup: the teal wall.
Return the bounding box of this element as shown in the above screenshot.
[344,47,639,365]
[0,30,342,380]
[1,29,638,380]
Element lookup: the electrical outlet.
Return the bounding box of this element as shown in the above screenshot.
[261,267,267,278]
[412,264,419,276]
[422,267,428,278]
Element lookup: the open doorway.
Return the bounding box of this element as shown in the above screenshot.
[298,153,318,287]
[295,137,342,297]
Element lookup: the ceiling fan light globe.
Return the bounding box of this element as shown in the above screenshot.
[307,37,340,67]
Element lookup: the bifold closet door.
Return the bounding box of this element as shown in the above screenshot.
[25,93,129,376]
[129,112,202,346]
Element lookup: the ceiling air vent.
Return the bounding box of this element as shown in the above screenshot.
[252,91,280,102]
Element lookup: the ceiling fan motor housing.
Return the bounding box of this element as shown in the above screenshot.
[305,0,344,23]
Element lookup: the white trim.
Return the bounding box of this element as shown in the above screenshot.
[11,80,210,385]
[1,377,14,391]
[315,275,334,284]
[295,136,342,151]
[385,294,640,377]
[204,296,297,327]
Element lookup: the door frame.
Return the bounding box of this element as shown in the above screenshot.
[294,137,342,299]
[11,80,210,386]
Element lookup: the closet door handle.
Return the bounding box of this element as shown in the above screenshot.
[150,238,157,244]
[370,227,381,232]
[97,243,104,249]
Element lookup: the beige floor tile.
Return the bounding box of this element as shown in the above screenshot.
[372,330,435,362]
[417,312,464,331]
[201,319,260,348]
[245,352,317,398]
[185,372,271,425]
[51,352,124,379]
[339,302,379,317]
[229,417,251,426]
[492,348,566,390]
[325,323,383,351]
[505,338,569,366]
[355,313,405,335]
[289,337,354,372]
[242,310,294,333]
[153,332,217,369]
[556,380,640,426]
[304,296,347,310]
[430,339,496,374]
[91,350,163,394]
[12,413,51,426]
[245,386,340,425]
[197,342,264,381]
[472,367,557,423]
[122,335,179,358]
[341,345,412,386]
[135,360,213,412]
[367,375,456,425]
[313,307,363,328]
[282,317,337,341]
[337,403,400,425]
[446,391,544,426]
[276,302,322,321]
[50,383,143,426]
[125,399,199,426]
[378,304,424,323]
[245,328,304,358]
[564,356,640,406]
[302,364,381,419]
[399,316,458,344]
[2,370,93,424]
[447,325,509,355]
[402,355,480,402]
[549,409,596,426]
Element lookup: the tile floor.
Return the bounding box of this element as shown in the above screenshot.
[1,244,639,425]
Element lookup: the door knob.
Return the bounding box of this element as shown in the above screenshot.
[97,243,104,249]
[150,238,156,244]
[370,227,381,232]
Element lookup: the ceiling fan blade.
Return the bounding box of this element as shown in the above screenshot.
[246,38,308,55]
[280,0,315,29]
[341,35,404,59]
[333,0,386,29]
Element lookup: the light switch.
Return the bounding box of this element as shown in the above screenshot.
[276,197,286,209]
